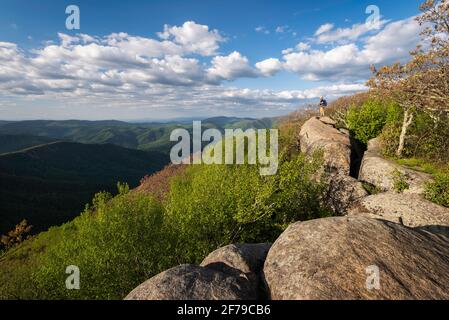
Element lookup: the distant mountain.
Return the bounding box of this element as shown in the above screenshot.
[0,134,59,154]
[202,116,254,126]
[0,117,278,234]
[0,141,169,234]
[0,117,277,154]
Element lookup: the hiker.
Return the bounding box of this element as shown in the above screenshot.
[319,96,327,117]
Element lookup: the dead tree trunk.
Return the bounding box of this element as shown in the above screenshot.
[396,108,414,157]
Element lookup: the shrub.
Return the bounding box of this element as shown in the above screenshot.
[31,147,330,299]
[1,220,33,250]
[164,151,329,263]
[326,92,370,128]
[425,173,449,207]
[346,100,396,145]
[35,184,173,299]
[380,109,449,165]
[391,169,410,193]
[137,164,187,201]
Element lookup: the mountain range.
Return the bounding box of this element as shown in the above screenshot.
[0,116,276,234]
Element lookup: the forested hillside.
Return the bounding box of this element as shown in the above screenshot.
[0,135,59,154]
[0,117,276,154]
[0,142,168,234]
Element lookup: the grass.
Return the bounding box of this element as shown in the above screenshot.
[395,158,447,175]
[394,158,449,207]
[361,182,382,195]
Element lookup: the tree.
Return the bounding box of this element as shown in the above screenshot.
[1,220,33,250]
[367,0,449,157]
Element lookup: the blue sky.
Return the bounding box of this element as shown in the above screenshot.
[0,0,424,120]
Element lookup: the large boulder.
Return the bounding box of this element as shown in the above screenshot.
[263,216,449,300]
[323,174,368,215]
[200,243,271,299]
[299,117,351,175]
[348,192,449,235]
[201,243,271,275]
[125,264,258,300]
[318,116,337,126]
[359,138,433,194]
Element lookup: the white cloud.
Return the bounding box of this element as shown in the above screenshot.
[0,16,424,118]
[220,83,366,105]
[282,17,422,81]
[207,51,258,81]
[361,17,421,63]
[296,42,311,51]
[255,58,283,76]
[157,21,224,56]
[315,23,334,35]
[315,20,388,44]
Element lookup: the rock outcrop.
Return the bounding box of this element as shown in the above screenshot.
[299,117,368,214]
[359,138,433,194]
[263,216,449,300]
[299,117,351,175]
[348,192,449,235]
[125,264,258,300]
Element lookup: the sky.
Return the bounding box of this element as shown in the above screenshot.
[0,0,424,120]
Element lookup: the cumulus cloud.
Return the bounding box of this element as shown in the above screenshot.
[282,17,422,81]
[296,42,311,51]
[0,22,229,98]
[207,51,259,81]
[0,16,424,117]
[255,58,283,76]
[219,83,367,107]
[157,21,224,56]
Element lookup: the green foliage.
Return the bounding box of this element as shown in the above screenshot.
[380,109,449,165]
[165,151,328,263]
[346,100,400,145]
[391,169,410,193]
[407,112,449,163]
[2,151,329,299]
[34,185,172,299]
[395,158,442,175]
[425,173,449,208]
[0,225,63,299]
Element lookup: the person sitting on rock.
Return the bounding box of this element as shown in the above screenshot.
[319,96,328,117]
